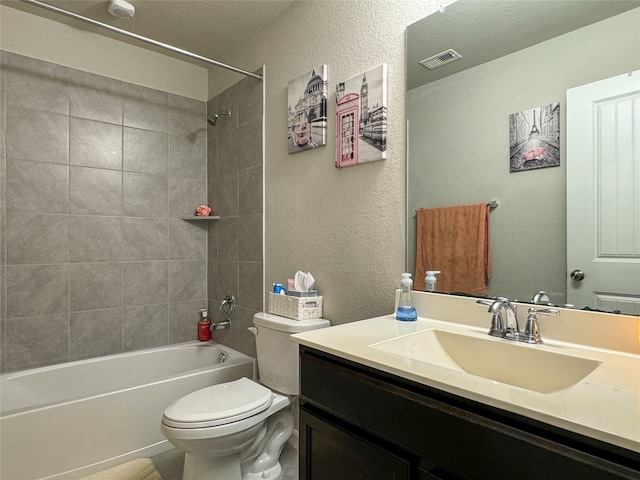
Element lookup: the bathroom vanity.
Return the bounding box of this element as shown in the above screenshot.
[292,293,640,480]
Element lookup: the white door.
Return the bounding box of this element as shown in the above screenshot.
[567,70,640,314]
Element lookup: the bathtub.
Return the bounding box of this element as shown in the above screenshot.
[0,341,255,480]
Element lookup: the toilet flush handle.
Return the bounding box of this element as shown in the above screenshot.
[247,327,258,336]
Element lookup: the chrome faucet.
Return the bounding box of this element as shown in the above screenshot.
[476,297,559,344]
[487,297,519,338]
[531,290,552,305]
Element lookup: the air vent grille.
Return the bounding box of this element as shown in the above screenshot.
[419,49,462,70]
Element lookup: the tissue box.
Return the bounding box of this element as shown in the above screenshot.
[268,292,323,320]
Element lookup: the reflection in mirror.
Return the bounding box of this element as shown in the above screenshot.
[405,0,640,314]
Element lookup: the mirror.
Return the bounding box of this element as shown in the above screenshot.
[406,0,640,312]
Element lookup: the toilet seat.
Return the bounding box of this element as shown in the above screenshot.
[162,377,273,429]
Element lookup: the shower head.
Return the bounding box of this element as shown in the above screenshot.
[207,110,231,126]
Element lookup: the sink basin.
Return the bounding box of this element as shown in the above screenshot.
[370,329,601,394]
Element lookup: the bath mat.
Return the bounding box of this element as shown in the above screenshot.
[80,458,164,480]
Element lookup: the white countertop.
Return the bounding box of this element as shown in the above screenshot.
[292,307,640,454]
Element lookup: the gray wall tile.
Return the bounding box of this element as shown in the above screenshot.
[237,116,263,170]
[169,134,206,178]
[4,53,69,115]
[123,217,169,261]
[5,107,69,164]
[211,172,238,217]
[169,94,206,138]
[7,265,68,318]
[123,127,168,175]
[216,259,239,305]
[169,219,206,260]
[169,299,204,343]
[70,262,123,311]
[239,213,263,262]
[207,258,219,301]
[123,261,168,306]
[169,260,206,302]
[6,159,69,214]
[169,176,206,218]
[217,128,239,175]
[218,216,239,261]
[239,165,263,215]
[1,53,216,371]
[7,213,69,265]
[69,69,123,124]
[70,216,122,263]
[123,303,168,351]
[238,72,263,124]
[239,261,263,311]
[4,313,69,371]
[70,166,122,215]
[206,77,263,358]
[123,83,168,133]
[70,308,123,360]
[70,117,122,170]
[207,133,218,178]
[123,172,168,218]
[238,307,258,358]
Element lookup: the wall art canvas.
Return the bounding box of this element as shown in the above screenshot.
[335,63,387,168]
[287,65,328,154]
[509,103,560,172]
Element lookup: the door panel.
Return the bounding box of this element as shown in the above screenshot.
[567,71,640,313]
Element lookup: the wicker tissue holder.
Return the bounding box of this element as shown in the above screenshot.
[267,292,323,320]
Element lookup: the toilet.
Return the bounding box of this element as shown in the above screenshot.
[161,312,330,480]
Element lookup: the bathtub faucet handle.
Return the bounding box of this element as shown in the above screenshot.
[220,290,235,314]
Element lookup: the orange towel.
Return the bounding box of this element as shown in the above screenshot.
[414,203,490,296]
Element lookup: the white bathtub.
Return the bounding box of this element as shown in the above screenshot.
[0,341,256,480]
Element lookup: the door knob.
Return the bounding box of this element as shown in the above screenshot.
[570,269,585,281]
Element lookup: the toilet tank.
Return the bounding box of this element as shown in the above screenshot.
[253,312,330,395]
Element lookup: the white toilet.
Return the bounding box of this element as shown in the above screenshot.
[161,312,330,480]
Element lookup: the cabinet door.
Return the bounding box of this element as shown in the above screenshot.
[300,406,413,480]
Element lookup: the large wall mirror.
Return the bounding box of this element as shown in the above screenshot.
[406,0,640,314]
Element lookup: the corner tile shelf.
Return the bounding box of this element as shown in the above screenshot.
[181,216,221,221]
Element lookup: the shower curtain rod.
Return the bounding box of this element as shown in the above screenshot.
[19,0,263,81]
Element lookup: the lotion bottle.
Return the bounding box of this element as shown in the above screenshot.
[396,273,417,321]
[425,271,441,292]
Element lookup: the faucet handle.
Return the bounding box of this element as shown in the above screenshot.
[522,307,559,344]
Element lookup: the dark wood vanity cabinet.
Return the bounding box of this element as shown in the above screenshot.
[299,346,640,480]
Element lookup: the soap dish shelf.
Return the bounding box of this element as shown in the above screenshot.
[181,216,220,221]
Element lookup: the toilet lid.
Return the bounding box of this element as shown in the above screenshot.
[163,377,273,425]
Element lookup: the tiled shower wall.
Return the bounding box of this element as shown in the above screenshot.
[206,70,264,358]
[0,51,210,373]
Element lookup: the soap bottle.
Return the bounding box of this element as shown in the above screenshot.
[198,308,211,341]
[396,273,417,321]
[425,271,441,292]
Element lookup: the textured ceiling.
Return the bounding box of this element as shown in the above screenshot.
[407,0,640,90]
[3,0,295,68]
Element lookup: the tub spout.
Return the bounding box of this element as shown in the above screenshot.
[211,319,230,330]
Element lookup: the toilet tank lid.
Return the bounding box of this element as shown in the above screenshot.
[254,312,330,333]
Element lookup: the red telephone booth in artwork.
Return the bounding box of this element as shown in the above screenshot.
[336,93,359,168]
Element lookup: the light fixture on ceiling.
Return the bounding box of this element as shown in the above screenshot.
[107,0,135,19]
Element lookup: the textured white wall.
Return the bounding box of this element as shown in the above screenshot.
[209,1,443,323]
[0,5,208,100]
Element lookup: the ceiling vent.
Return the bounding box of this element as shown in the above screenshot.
[419,49,462,70]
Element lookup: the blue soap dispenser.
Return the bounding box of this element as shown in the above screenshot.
[396,273,417,321]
